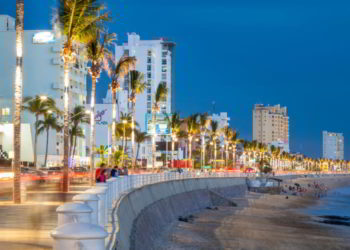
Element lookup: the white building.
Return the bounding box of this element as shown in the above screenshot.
[0,15,89,166]
[253,104,290,152]
[323,131,344,160]
[113,33,176,165]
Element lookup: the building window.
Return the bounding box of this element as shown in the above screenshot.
[162,59,167,65]
[147,102,151,108]
[147,88,151,94]
[1,108,10,116]
[147,80,152,86]
[147,95,151,101]
[124,50,129,56]
[148,50,152,56]
[147,73,152,79]
[162,66,167,72]
[147,65,152,71]
[162,74,167,80]
[162,51,167,57]
[147,57,152,64]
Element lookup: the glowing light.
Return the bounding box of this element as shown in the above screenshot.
[33,32,55,44]
[40,95,48,101]
[0,172,14,179]
[85,110,91,114]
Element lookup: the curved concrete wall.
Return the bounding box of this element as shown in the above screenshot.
[115,177,247,250]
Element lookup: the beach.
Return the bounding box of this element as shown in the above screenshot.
[153,176,350,250]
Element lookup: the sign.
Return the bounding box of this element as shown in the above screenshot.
[33,32,55,44]
[95,109,108,125]
[145,113,171,135]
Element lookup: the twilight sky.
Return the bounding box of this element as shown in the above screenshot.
[2,0,349,159]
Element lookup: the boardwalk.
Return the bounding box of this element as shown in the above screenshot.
[0,201,62,249]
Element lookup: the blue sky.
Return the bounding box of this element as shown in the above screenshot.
[2,0,349,159]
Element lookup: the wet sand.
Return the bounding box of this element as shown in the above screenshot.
[154,176,350,250]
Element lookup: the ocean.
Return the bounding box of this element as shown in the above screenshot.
[308,186,350,227]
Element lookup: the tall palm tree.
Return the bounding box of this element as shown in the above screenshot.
[166,112,181,167]
[111,57,136,153]
[199,113,209,168]
[37,114,62,167]
[230,131,242,169]
[152,82,168,168]
[210,120,219,169]
[69,106,90,158]
[222,126,233,167]
[135,129,149,162]
[86,31,115,184]
[13,0,24,203]
[55,0,108,192]
[186,114,199,163]
[23,96,58,169]
[129,70,146,168]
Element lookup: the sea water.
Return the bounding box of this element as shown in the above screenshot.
[308,186,350,227]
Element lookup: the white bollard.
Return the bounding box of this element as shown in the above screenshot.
[72,193,99,225]
[51,223,108,250]
[97,182,111,211]
[86,187,107,227]
[109,177,117,203]
[56,202,92,226]
[106,179,114,207]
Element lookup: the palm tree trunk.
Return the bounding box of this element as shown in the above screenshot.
[62,60,70,192]
[131,103,136,168]
[44,128,49,167]
[188,137,192,164]
[13,0,24,204]
[171,138,174,168]
[214,142,217,169]
[72,135,77,161]
[34,114,38,169]
[136,143,140,160]
[90,76,96,185]
[112,90,117,153]
[152,111,156,168]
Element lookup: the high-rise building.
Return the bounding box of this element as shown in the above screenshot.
[253,104,289,152]
[322,131,344,160]
[113,33,176,166]
[114,33,176,132]
[0,15,89,166]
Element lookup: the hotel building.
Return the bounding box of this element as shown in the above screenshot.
[322,131,344,160]
[253,104,290,152]
[0,15,89,166]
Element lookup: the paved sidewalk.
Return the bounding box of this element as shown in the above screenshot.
[0,201,63,249]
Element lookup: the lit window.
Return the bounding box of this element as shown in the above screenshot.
[2,108,10,116]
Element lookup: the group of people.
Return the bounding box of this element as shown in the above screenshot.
[281,181,329,198]
[95,163,129,183]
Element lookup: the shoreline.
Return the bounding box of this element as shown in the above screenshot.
[153,176,350,250]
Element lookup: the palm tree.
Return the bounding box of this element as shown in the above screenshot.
[222,126,233,167]
[230,131,242,169]
[129,70,146,168]
[69,106,90,159]
[210,120,219,169]
[23,96,58,169]
[166,112,181,167]
[186,114,199,164]
[134,129,149,163]
[152,82,168,168]
[86,31,115,184]
[55,0,108,192]
[111,57,137,153]
[199,113,209,168]
[37,114,62,167]
[13,0,24,203]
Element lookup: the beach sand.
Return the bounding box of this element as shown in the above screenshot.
[153,176,350,250]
